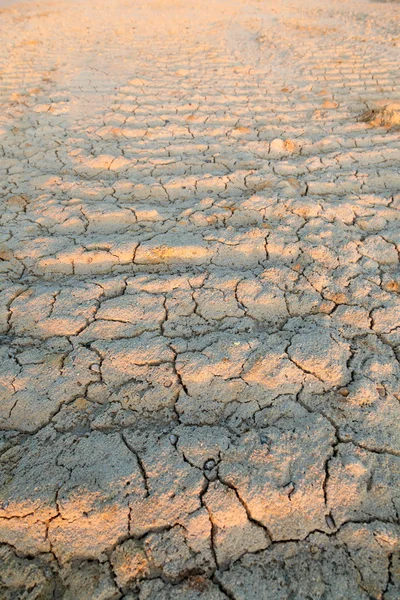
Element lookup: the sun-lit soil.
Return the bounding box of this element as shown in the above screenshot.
[0,0,399,598]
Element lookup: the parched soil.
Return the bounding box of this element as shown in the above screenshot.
[0,0,399,598]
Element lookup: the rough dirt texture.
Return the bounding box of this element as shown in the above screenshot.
[0,0,399,597]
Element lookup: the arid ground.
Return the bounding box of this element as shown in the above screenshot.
[0,0,399,598]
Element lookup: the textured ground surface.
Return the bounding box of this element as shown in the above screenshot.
[0,0,400,597]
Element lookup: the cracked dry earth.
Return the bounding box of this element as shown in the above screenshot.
[0,0,400,598]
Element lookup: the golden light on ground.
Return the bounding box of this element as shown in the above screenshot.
[0,0,399,596]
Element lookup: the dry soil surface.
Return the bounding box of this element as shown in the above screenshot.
[0,0,400,598]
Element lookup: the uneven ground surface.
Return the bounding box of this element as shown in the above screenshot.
[0,0,400,597]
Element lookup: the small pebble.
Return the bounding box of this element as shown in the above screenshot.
[204,459,215,471]
[325,514,336,530]
[206,470,218,482]
[386,280,400,292]
[339,388,349,397]
[169,434,178,445]
[260,432,271,446]
[284,482,295,496]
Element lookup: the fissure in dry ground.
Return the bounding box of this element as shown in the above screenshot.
[0,0,399,598]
